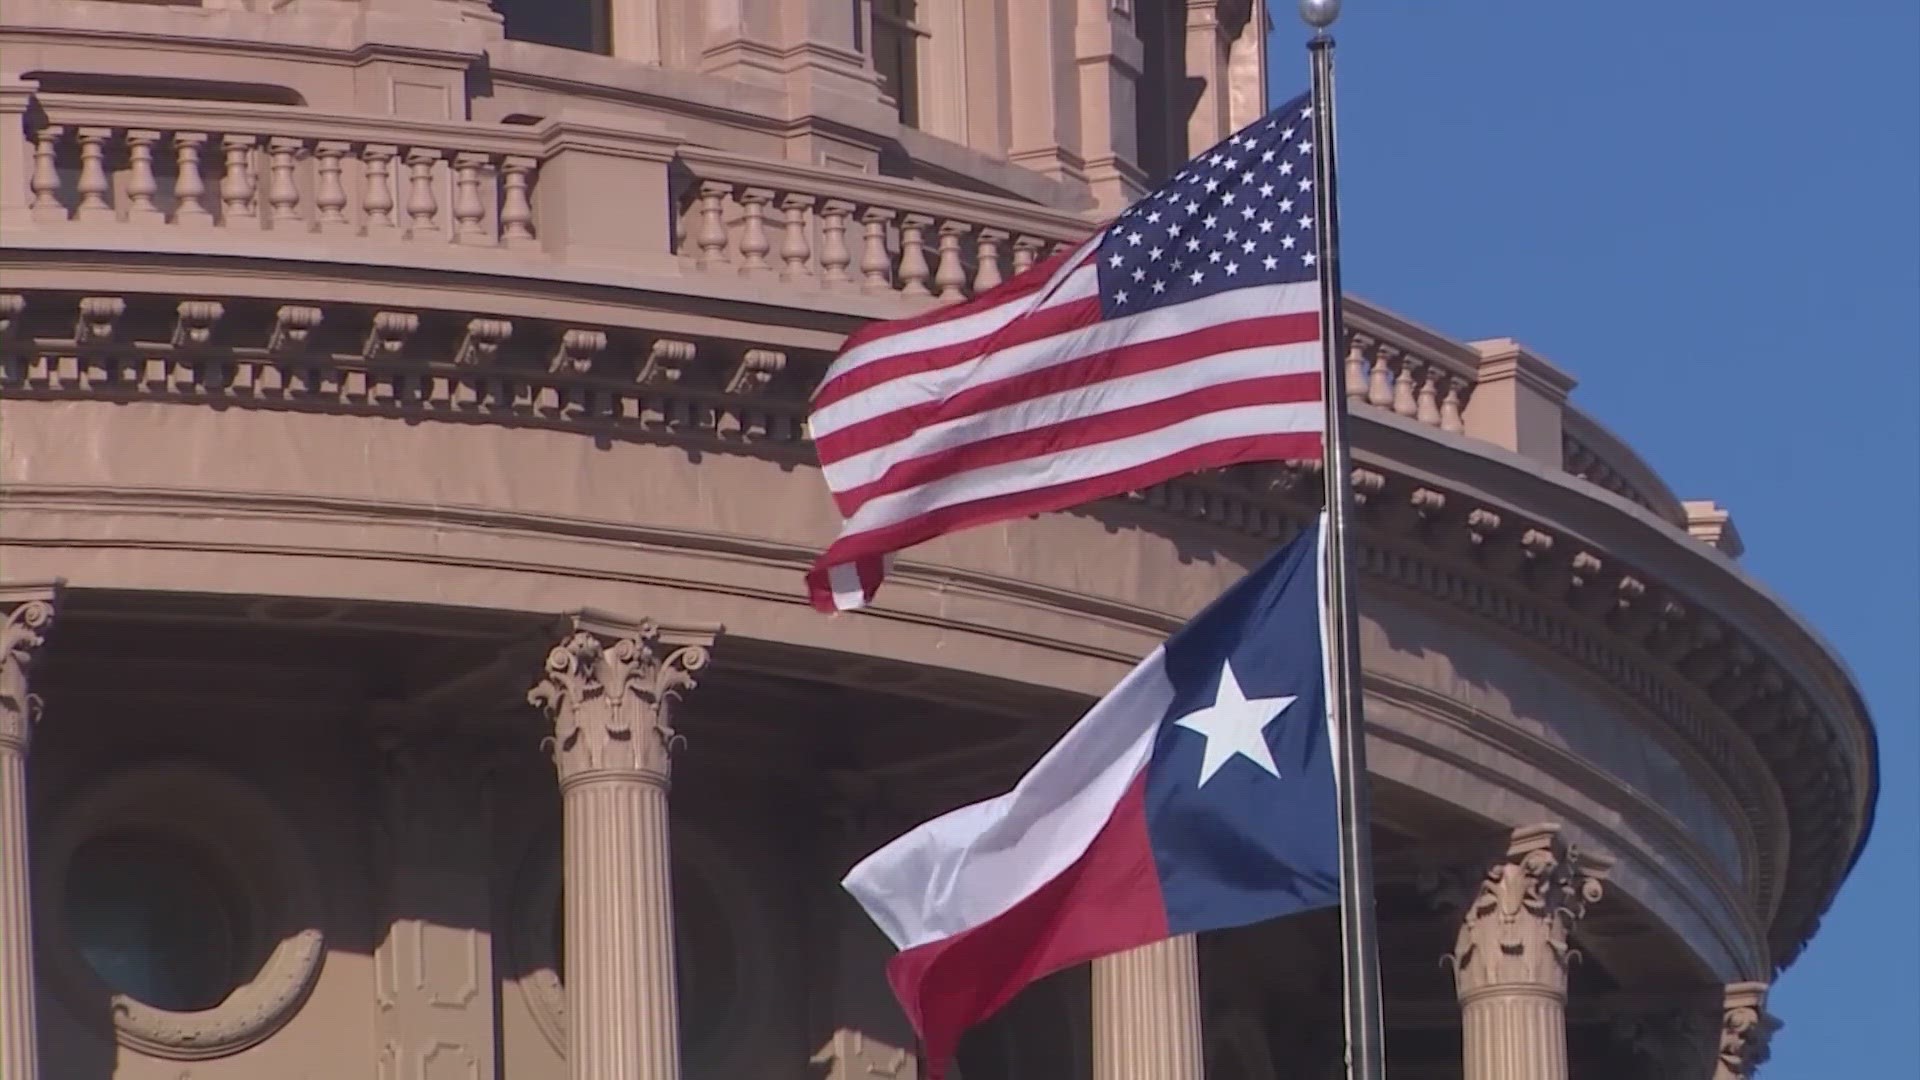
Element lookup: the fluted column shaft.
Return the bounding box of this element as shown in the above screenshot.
[1445,825,1609,1080]
[0,597,55,1080]
[528,617,714,1080]
[0,747,36,1080]
[1459,986,1567,1080]
[562,771,678,1080]
[1091,936,1205,1080]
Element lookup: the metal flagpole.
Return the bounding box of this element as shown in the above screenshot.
[1299,2,1389,1078]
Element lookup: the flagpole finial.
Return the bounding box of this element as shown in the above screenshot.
[1298,0,1341,29]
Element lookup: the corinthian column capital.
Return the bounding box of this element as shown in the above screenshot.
[1715,982,1779,1080]
[526,613,718,788]
[0,588,59,754]
[1445,824,1611,1004]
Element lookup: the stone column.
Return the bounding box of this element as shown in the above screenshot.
[1091,936,1205,1080]
[0,593,55,1080]
[1444,824,1610,1080]
[526,616,717,1080]
[1715,982,1778,1080]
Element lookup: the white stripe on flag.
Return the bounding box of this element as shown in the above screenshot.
[833,401,1324,541]
[812,281,1318,441]
[817,244,1101,391]
[822,339,1322,494]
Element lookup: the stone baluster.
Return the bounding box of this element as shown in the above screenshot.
[219,134,258,227]
[858,207,896,293]
[1440,378,1468,434]
[313,141,351,232]
[403,148,442,241]
[1444,824,1610,1080]
[527,617,719,1080]
[778,193,815,282]
[897,214,934,297]
[361,144,399,238]
[973,228,1007,293]
[1366,346,1396,408]
[1416,367,1443,427]
[1393,357,1421,418]
[1011,235,1045,274]
[452,153,490,243]
[500,157,537,246]
[1714,982,1778,1080]
[74,127,113,223]
[817,199,855,288]
[264,137,304,224]
[0,592,57,1080]
[1345,337,1368,400]
[736,188,774,275]
[693,182,733,268]
[29,125,64,223]
[170,133,213,226]
[933,221,971,302]
[124,130,165,224]
[1092,937,1205,1080]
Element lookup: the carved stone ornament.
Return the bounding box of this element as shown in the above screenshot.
[526,619,712,786]
[1715,982,1778,1080]
[0,600,55,752]
[1444,824,1610,1003]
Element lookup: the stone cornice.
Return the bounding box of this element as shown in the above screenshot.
[0,289,1870,973]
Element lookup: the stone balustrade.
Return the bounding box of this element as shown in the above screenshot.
[1341,320,1481,438]
[671,146,1092,303]
[18,92,550,248]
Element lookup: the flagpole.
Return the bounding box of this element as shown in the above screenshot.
[1299,2,1389,1078]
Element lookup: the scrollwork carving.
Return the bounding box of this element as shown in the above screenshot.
[1715,982,1778,1080]
[526,619,714,785]
[0,599,55,752]
[170,300,224,349]
[1444,825,1610,1003]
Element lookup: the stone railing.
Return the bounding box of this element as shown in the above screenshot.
[670,146,1092,302]
[1342,307,1485,437]
[16,92,552,251]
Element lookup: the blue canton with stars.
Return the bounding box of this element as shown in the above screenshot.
[1097,90,1321,319]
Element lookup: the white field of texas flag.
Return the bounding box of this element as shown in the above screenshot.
[841,516,1342,1076]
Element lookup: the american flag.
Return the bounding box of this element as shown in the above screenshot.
[806,90,1326,612]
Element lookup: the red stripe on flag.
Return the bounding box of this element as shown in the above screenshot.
[814,311,1322,467]
[813,294,1105,412]
[883,770,1167,1080]
[805,431,1321,611]
[833,373,1322,517]
[830,247,1083,359]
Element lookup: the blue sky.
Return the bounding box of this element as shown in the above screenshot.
[1265,2,1919,1073]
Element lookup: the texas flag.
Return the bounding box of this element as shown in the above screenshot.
[841,515,1342,1075]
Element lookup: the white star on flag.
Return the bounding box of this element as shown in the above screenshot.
[1173,660,1297,786]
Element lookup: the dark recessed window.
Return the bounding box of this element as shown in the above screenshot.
[496,0,611,55]
[65,832,247,1012]
[871,0,923,127]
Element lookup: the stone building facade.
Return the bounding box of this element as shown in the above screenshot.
[0,1,1876,1078]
